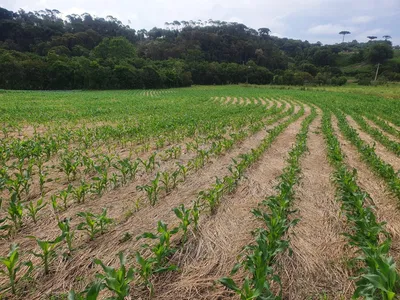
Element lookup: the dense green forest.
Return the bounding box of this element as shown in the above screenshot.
[0,7,399,89]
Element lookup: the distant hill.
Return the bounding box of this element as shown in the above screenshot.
[0,7,399,89]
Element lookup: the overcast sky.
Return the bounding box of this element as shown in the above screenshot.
[2,0,399,45]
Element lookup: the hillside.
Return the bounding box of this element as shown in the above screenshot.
[0,7,399,89]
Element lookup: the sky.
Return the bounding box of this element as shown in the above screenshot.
[2,0,400,45]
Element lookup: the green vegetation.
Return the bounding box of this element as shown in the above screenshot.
[0,7,398,89]
[1,85,400,299]
[220,108,316,298]
[321,110,400,299]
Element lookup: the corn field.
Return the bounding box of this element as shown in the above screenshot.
[1,85,400,299]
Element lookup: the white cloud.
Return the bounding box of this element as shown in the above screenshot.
[307,23,355,35]
[351,15,375,24]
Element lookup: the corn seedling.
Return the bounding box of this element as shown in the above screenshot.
[173,204,192,242]
[58,218,75,252]
[28,234,65,274]
[61,155,80,182]
[113,158,138,185]
[160,171,172,193]
[135,221,180,295]
[137,221,179,267]
[38,170,47,196]
[171,170,180,189]
[58,184,72,210]
[93,252,135,300]
[0,244,33,294]
[91,171,108,196]
[77,208,113,240]
[8,193,24,230]
[26,198,47,224]
[110,173,119,189]
[198,178,224,214]
[136,173,161,206]
[139,152,158,173]
[72,180,90,203]
[177,163,189,180]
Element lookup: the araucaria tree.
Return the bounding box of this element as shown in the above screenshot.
[339,31,351,43]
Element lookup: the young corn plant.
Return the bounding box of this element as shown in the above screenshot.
[77,208,113,240]
[61,155,80,182]
[177,163,189,181]
[0,244,33,294]
[110,173,119,189]
[170,170,180,189]
[139,152,158,173]
[172,145,182,159]
[134,252,157,295]
[8,193,24,230]
[72,181,90,204]
[135,221,180,295]
[28,234,65,274]
[26,198,47,224]
[7,176,24,201]
[113,158,132,185]
[198,178,225,214]
[173,204,192,243]
[137,221,179,267]
[160,171,172,193]
[38,170,48,196]
[93,251,135,300]
[91,171,108,196]
[136,173,161,206]
[58,184,73,210]
[58,218,75,252]
[220,230,280,299]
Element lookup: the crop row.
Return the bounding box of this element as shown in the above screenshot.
[349,113,400,156]
[334,111,400,201]
[0,101,295,297]
[219,106,316,298]
[0,101,288,241]
[322,109,399,299]
[365,114,400,140]
[59,103,305,299]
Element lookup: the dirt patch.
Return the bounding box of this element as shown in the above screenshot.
[259,98,266,105]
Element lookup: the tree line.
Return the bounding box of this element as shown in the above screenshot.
[0,7,398,90]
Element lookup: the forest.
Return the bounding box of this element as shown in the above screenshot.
[0,7,399,90]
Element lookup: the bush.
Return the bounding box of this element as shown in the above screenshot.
[331,76,347,86]
[357,75,371,85]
